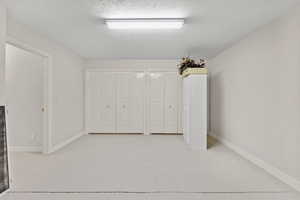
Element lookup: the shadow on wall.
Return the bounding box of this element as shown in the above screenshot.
[209,71,225,139]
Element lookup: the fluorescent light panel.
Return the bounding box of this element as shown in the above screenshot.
[105,19,184,29]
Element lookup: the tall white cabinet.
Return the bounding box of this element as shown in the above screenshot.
[86,70,182,135]
[183,72,207,150]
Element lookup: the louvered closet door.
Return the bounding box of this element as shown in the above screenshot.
[86,72,116,133]
[164,72,179,133]
[116,72,145,133]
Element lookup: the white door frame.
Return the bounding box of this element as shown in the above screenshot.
[5,36,52,154]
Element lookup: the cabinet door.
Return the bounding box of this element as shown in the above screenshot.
[164,72,179,133]
[149,72,165,133]
[116,72,145,133]
[86,72,116,133]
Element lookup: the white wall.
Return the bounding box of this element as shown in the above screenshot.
[209,5,300,187]
[7,18,85,150]
[0,4,6,105]
[85,59,179,71]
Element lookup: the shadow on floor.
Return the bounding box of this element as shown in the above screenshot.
[207,135,220,149]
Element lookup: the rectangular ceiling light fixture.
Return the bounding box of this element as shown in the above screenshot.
[105,19,185,30]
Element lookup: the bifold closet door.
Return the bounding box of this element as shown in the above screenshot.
[164,72,179,133]
[149,73,165,133]
[149,72,180,134]
[86,72,116,133]
[116,72,145,133]
[86,71,145,134]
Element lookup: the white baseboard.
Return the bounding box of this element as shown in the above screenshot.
[9,146,42,152]
[209,133,300,192]
[49,131,85,153]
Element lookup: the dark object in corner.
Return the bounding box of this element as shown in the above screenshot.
[178,57,206,75]
[0,106,9,194]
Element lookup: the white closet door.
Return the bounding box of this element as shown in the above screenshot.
[164,72,179,133]
[86,72,116,133]
[149,72,165,133]
[116,72,144,133]
[116,73,130,133]
[149,72,180,134]
[130,72,145,133]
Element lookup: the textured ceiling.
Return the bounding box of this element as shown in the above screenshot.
[2,0,300,59]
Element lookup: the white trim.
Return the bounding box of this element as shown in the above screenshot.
[5,36,53,154]
[9,146,42,152]
[49,131,85,153]
[82,68,86,136]
[210,133,300,192]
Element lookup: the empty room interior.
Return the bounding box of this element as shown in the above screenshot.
[1,0,300,200]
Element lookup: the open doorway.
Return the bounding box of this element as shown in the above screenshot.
[5,40,51,154]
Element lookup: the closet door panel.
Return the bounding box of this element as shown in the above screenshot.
[87,72,116,133]
[130,72,145,133]
[116,72,145,133]
[98,72,116,133]
[164,72,179,133]
[116,73,130,133]
[178,77,183,133]
[149,73,164,133]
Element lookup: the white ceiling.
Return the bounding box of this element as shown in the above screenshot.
[2,0,300,59]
